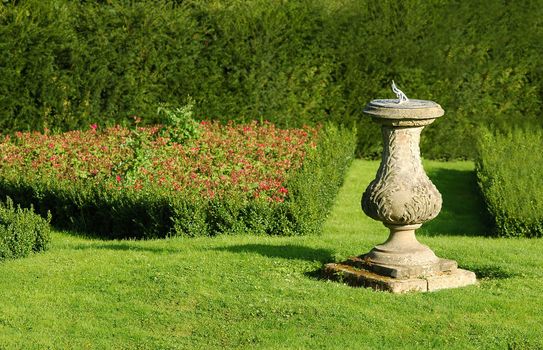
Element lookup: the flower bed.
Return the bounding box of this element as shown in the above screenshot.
[0,121,356,238]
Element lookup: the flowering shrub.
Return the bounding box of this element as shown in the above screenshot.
[0,122,355,238]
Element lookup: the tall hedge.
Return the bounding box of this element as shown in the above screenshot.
[476,129,543,238]
[1,0,542,159]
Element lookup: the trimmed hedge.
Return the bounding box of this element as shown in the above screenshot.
[0,0,541,159]
[0,123,356,239]
[476,129,543,237]
[0,197,51,261]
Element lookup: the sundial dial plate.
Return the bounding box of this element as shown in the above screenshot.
[369,99,440,109]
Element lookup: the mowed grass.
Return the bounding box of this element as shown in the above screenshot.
[1,160,542,349]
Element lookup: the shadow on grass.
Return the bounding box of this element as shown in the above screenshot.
[215,244,339,283]
[215,244,334,263]
[304,268,331,282]
[70,242,182,254]
[461,264,515,280]
[422,168,492,236]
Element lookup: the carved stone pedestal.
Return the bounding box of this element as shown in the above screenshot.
[325,86,476,293]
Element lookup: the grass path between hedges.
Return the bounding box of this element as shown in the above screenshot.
[1,160,542,349]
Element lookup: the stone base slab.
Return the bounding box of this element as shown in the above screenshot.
[324,261,477,293]
[350,255,457,279]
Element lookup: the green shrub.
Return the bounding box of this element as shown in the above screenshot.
[0,123,355,239]
[0,197,51,261]
[475,129,543,237]
[156,98,201,144]
[0,0,541,159]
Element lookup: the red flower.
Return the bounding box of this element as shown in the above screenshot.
[90,124,98,131]
[116,175,121,182]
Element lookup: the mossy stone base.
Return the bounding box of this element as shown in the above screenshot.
[324,259,477,293]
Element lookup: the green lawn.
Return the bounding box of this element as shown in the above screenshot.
[1,160,542,349]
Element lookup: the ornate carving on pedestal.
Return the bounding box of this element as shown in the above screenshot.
[362,126,442,225]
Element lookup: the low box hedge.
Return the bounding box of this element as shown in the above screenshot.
[0,122,355,239]
[476,129,543,237]
[0,197,51,261]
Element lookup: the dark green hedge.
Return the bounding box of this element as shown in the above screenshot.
[1,0,542,159]
[476,129,543,238]
[0,197,51,261]
[0,124,356,239]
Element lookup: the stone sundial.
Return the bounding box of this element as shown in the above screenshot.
[325,82,477,293]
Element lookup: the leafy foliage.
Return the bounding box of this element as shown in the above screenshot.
[475,129,543,237]
[0,0,541,159]
[0,122,355,238]
[0,197,51,261]
[157,98,201,144]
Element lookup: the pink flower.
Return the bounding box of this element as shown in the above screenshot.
[90,124,98,131]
